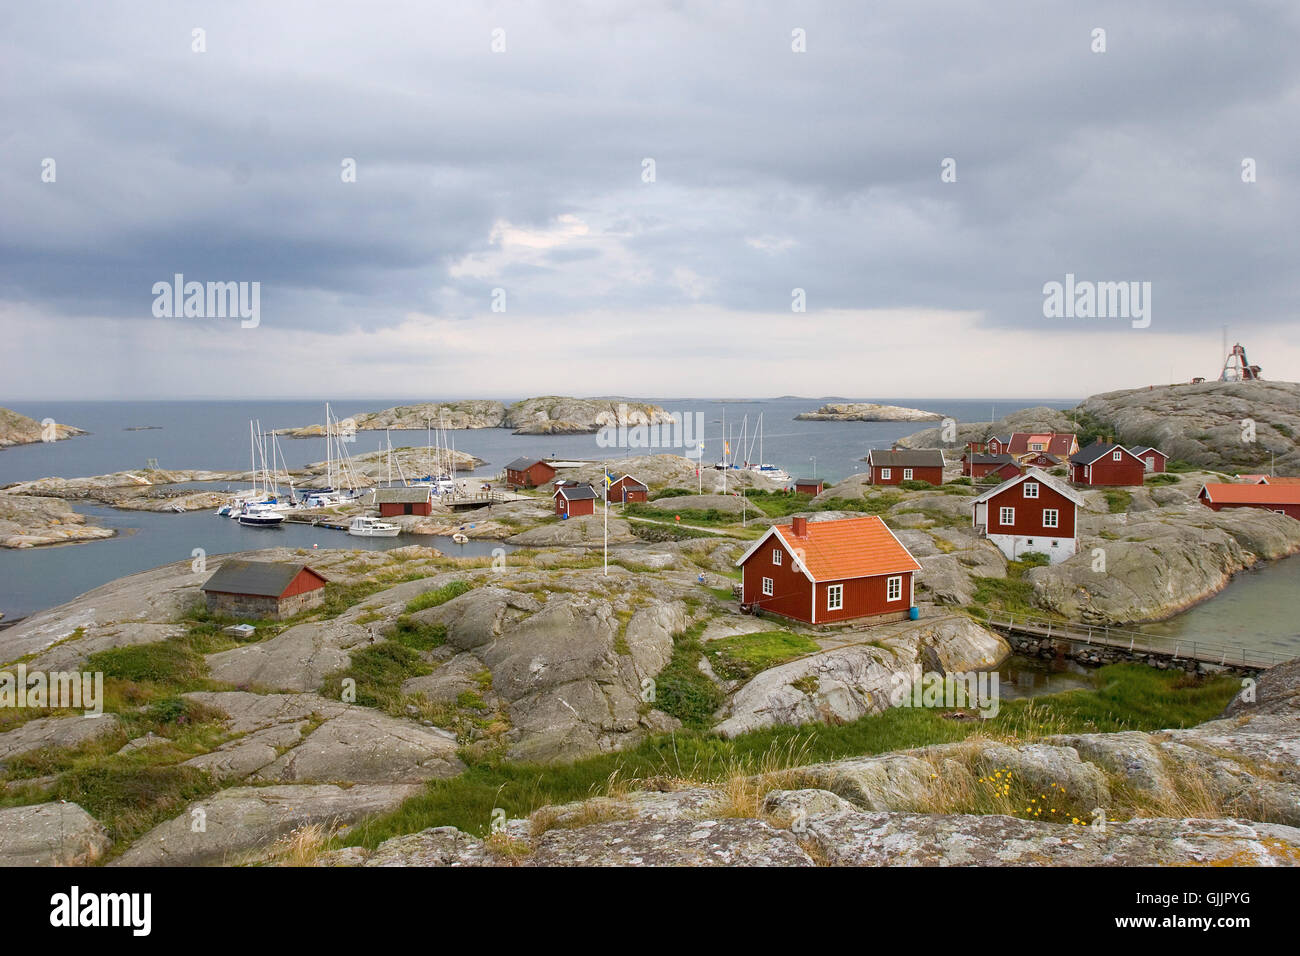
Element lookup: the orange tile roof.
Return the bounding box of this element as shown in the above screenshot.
[1265,476,1300,485]
[772,516,921,582]
[1201,483,1300,505]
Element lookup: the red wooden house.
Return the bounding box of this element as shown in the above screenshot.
[735,515,920,626]
[972,468,1082,564]
[375,486,433,516]
[963,453,1022,480]
[1069,442,1146,486]
[1129,446,1168,474]
[976,432,1078,459]
[553,482,597,517]
[793,477,824,495]
[866,449,945,485]
[504,457,557,489]
[607,474,648,504]
[1198,483,1300,520]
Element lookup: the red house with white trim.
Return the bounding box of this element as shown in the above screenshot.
[504,457,556,489]
[1069,442,1146,486]
[972,468,1082,564]
[963,453,1022,480]
[553,482,597,517]
[735,515,920,626]
[1198,483,1300,520]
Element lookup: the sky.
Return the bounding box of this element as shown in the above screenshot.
[2,0,1298,401]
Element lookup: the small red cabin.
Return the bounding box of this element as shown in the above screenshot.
[553,482,597,517]
[1069,442,1146,486]
[866,449,945,485]
[793,477,824,495]
[375,486,433,516]
[736,515,920,626]
[200,560,329,620]
[607,474,648,504]
[1199,484,1300,520]
[505,457,557,489]
[1129,446,1168,474]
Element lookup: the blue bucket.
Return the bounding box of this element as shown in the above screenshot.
[908,606,919,621]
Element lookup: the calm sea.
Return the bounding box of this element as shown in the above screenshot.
[3,395,1074,620]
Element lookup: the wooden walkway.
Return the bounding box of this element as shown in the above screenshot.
[973,609,1284,670]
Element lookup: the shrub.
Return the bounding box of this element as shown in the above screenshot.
[405,580,472,614]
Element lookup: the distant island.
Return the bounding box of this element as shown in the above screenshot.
[0,407,86,449]
[794,402,945,423]
[277,396,677,437]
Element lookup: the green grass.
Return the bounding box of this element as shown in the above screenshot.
[706,630,821,681]
[404,579,472,614]
[1103,488,1133,513]
[319,642,432,712]
[1145,473,1180,485]
[388,616,448,651]
[653,622,725,729]
[338,663,1238,844]
[970,556,1052,616]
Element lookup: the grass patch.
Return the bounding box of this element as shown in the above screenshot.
[404,580,472,614]
[339,663,1238,844]
[706,630,821,681]
[1103,488,1133,514]
[653,622,725,730]
[388,616,447,651]
[319,642,433,713]
[1145,473,1180,485]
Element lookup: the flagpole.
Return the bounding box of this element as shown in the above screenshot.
[603,470,609,576]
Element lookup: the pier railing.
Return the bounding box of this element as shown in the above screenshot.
[970,608,1284,670]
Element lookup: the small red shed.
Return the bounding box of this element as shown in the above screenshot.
[375,486,433,516]
[200,560,329,620]
[1129,446,1168,474]
[735,515,920,626]
[1069,442,1146,486]
[964,453,1022,480]
[793,477,824,495]
[505,457,557,489]
[607,474,649,504]
[553,482,597,518]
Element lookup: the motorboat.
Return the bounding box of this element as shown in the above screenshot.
[450,531,469,544]
[348,516,400,538]
[236,502,285,527]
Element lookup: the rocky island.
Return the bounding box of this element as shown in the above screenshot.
[0,406,86,449]
[278,396,678,437]
[795,402,945,422]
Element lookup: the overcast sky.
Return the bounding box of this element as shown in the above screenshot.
[2,0,1298,401]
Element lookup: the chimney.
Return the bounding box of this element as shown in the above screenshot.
[792,516,808,538]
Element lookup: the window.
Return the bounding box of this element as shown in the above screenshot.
[1026,539,1034,546]
[762,577,774,596]
[1043,509,1059,528]
[880,468,891,480]
[903,468,913,480]
[772,548,782,566]
[827,584,843,611]
[1030,442,1045,451]
[999,506,1015,525]
[1023,481,1039,498]
[1051,540,1059,548]
[887,576,902,602]
[1112,450,1123,461]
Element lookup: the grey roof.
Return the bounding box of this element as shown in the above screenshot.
[971,467,1086,507]
[868,449,945,468]
[201,560,325,597]
[794,476,823,485]
[1129,445,1165,458]
[968,453,1018,465]
[612,474,648,489]
[555,483,597,501]
[374,487,432,504]
[1070,441,1138,465]
[505,457,552,471]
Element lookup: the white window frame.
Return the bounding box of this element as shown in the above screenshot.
[772,548,782,566]
[762,577,774,596]
[826,584,843,611]
[903,468,913,480]
[880,468,891,480]
[999,506,1015,525]
[1043,508,1059,529]
[1112,450,1123,461]
[886,576,902,602]
[1023,481,1039,499]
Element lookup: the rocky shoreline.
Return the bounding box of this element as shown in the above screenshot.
[0,406,86,449]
